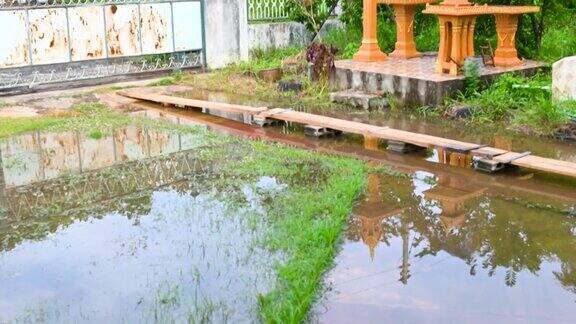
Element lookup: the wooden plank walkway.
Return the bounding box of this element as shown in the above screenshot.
[120,90,576,179]
[120,90,268,115]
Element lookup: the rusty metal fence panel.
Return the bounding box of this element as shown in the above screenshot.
[0,0,205,90]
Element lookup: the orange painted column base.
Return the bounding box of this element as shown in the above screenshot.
[353,0,387,62]
[354,43,388,62]
[390,4,421,59]
[494,14,523,67]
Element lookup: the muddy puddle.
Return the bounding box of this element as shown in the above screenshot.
[0,126,284,322]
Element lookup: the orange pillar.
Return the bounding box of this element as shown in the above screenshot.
[353,0,388,62]
[436,16,476,75]
[449,18,464,75]
[494,14,523,67]
[436,17,448,74]
[390,5,420,59]
[466,18,476,57]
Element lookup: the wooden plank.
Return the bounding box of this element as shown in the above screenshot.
[120,92,576,179]
[269,110,483,151]
[263,109,385,136]
[471,146,508,158]
[509,156,576,178]
[493,152,531,164]
[120,90,268,115]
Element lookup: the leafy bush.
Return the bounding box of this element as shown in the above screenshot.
[321,24,362,59]
[539,27,576,63]
[454,73,575,134]
[463,60,481,96]
[284,0,339,33]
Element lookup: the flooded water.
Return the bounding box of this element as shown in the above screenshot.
[0,126,283,323]
[315,172,576,323]
[131,95,576,323]
[2,89,576,323]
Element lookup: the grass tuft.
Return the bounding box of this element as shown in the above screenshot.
[206,139,369,323]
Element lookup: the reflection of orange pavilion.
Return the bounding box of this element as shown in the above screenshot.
[356,173,404,259]
[424,174,486,231]
[436,147,473,168]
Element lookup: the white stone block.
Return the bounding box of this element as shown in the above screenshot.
[552,56,576,101]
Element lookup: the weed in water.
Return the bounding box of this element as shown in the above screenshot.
[88,130,104,140]
[211,140,369,323]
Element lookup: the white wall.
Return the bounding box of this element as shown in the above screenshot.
[203,0,341,68]
[248,19,342,52]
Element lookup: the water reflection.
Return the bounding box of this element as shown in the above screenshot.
[0,127,282,322]
[0,125,205,189]
[319,171,576,323]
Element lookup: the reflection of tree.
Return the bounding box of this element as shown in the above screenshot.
[555,264,576,295]
[349,172,576,296]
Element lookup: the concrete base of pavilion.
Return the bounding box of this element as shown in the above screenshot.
[330,53,546,106]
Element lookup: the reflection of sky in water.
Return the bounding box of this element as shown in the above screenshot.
[0,180,283,323]
[318,171,576,324]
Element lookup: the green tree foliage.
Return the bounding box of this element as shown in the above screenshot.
[284,0,340,33]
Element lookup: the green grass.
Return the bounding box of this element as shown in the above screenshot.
[0,100,7,109]
[0,117,66,138]
[202,139,406,323]
[227,46,303,74]
[446,73,575,135]
[0,102,206,139]
[230,142,368,323]
[149,71,185,86]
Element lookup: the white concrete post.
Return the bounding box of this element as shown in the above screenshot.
[204,0,250,68]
